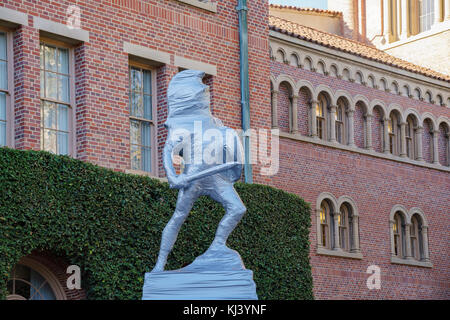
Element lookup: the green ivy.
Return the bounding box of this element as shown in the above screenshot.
[0,147,313,300]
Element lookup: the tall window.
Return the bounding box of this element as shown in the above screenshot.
[405,117,416,159]
[393,212,406,258]
[335,102,345,144]
[319,202,331,248]
[40,42,71,155]
[0,31,8,147]
[338,204,353,251]
[419,0,435,32]
[129,65,154,173]
[316,97,326,140]
[410,215,424,260]
[388,113,400,155]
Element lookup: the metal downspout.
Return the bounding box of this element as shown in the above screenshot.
[236,0,253,183]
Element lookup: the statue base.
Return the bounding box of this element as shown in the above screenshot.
[142,246,258,300]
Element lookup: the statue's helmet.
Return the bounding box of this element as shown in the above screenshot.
[166,70,211,121]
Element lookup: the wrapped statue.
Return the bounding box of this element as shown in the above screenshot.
[143,70,257,300]
[152,69,246,272]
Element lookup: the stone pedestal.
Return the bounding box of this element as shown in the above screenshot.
[142,246,258,300]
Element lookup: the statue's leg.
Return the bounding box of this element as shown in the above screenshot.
[152,187,198,272]
[208,184,246,248]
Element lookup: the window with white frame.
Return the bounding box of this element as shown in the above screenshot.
[129,64,156,173]
[40,41,72,155]
[0,30,10,147]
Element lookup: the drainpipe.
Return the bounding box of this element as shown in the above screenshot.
[237,0,253,183]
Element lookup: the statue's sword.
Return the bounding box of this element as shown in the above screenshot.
[181,162,241,184]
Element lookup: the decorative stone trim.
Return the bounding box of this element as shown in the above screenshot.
[123,42,171,66]
[176,0,217,13]
[391,256,433,268]
[278,131,450,173]
[174,55,217,76]
[0,6,29,27]
[34,16,89,43]
[317,247,363,260]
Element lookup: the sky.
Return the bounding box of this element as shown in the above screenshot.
[269,0,328,9]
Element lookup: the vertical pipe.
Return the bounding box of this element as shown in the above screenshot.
[237,0,253,183]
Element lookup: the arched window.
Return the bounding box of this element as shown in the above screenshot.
[410,214,424,261]
[7,258,67,300]
[405,116,416,159]
[319,201,332,249]
[335,101,345,144]
[316,95,327,140]
[393,212,406,258]
[388,113,401,155]
[338,203,353,252]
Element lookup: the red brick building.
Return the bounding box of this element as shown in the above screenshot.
[0,0,448,299]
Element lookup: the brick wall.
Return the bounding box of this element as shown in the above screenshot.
[270,60,450,299]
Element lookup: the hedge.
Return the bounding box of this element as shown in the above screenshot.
[0,147,313,300]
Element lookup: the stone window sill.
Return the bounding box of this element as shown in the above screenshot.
[125,169,168,182]
[390,256,433,268]
[176,0,217,13]
[317,247,363,260]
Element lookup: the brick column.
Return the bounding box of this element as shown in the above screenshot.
[365,114,373,150]
[347,109,356,147]
[400,121,407,157]
[416,126,424,161]
[432,129,440,164]
[329,105,337,143]
[290,94,298,134]
[14,25,41,151]
[310,100,318,139]
[271,90,278,129]
[383,117,390,154]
